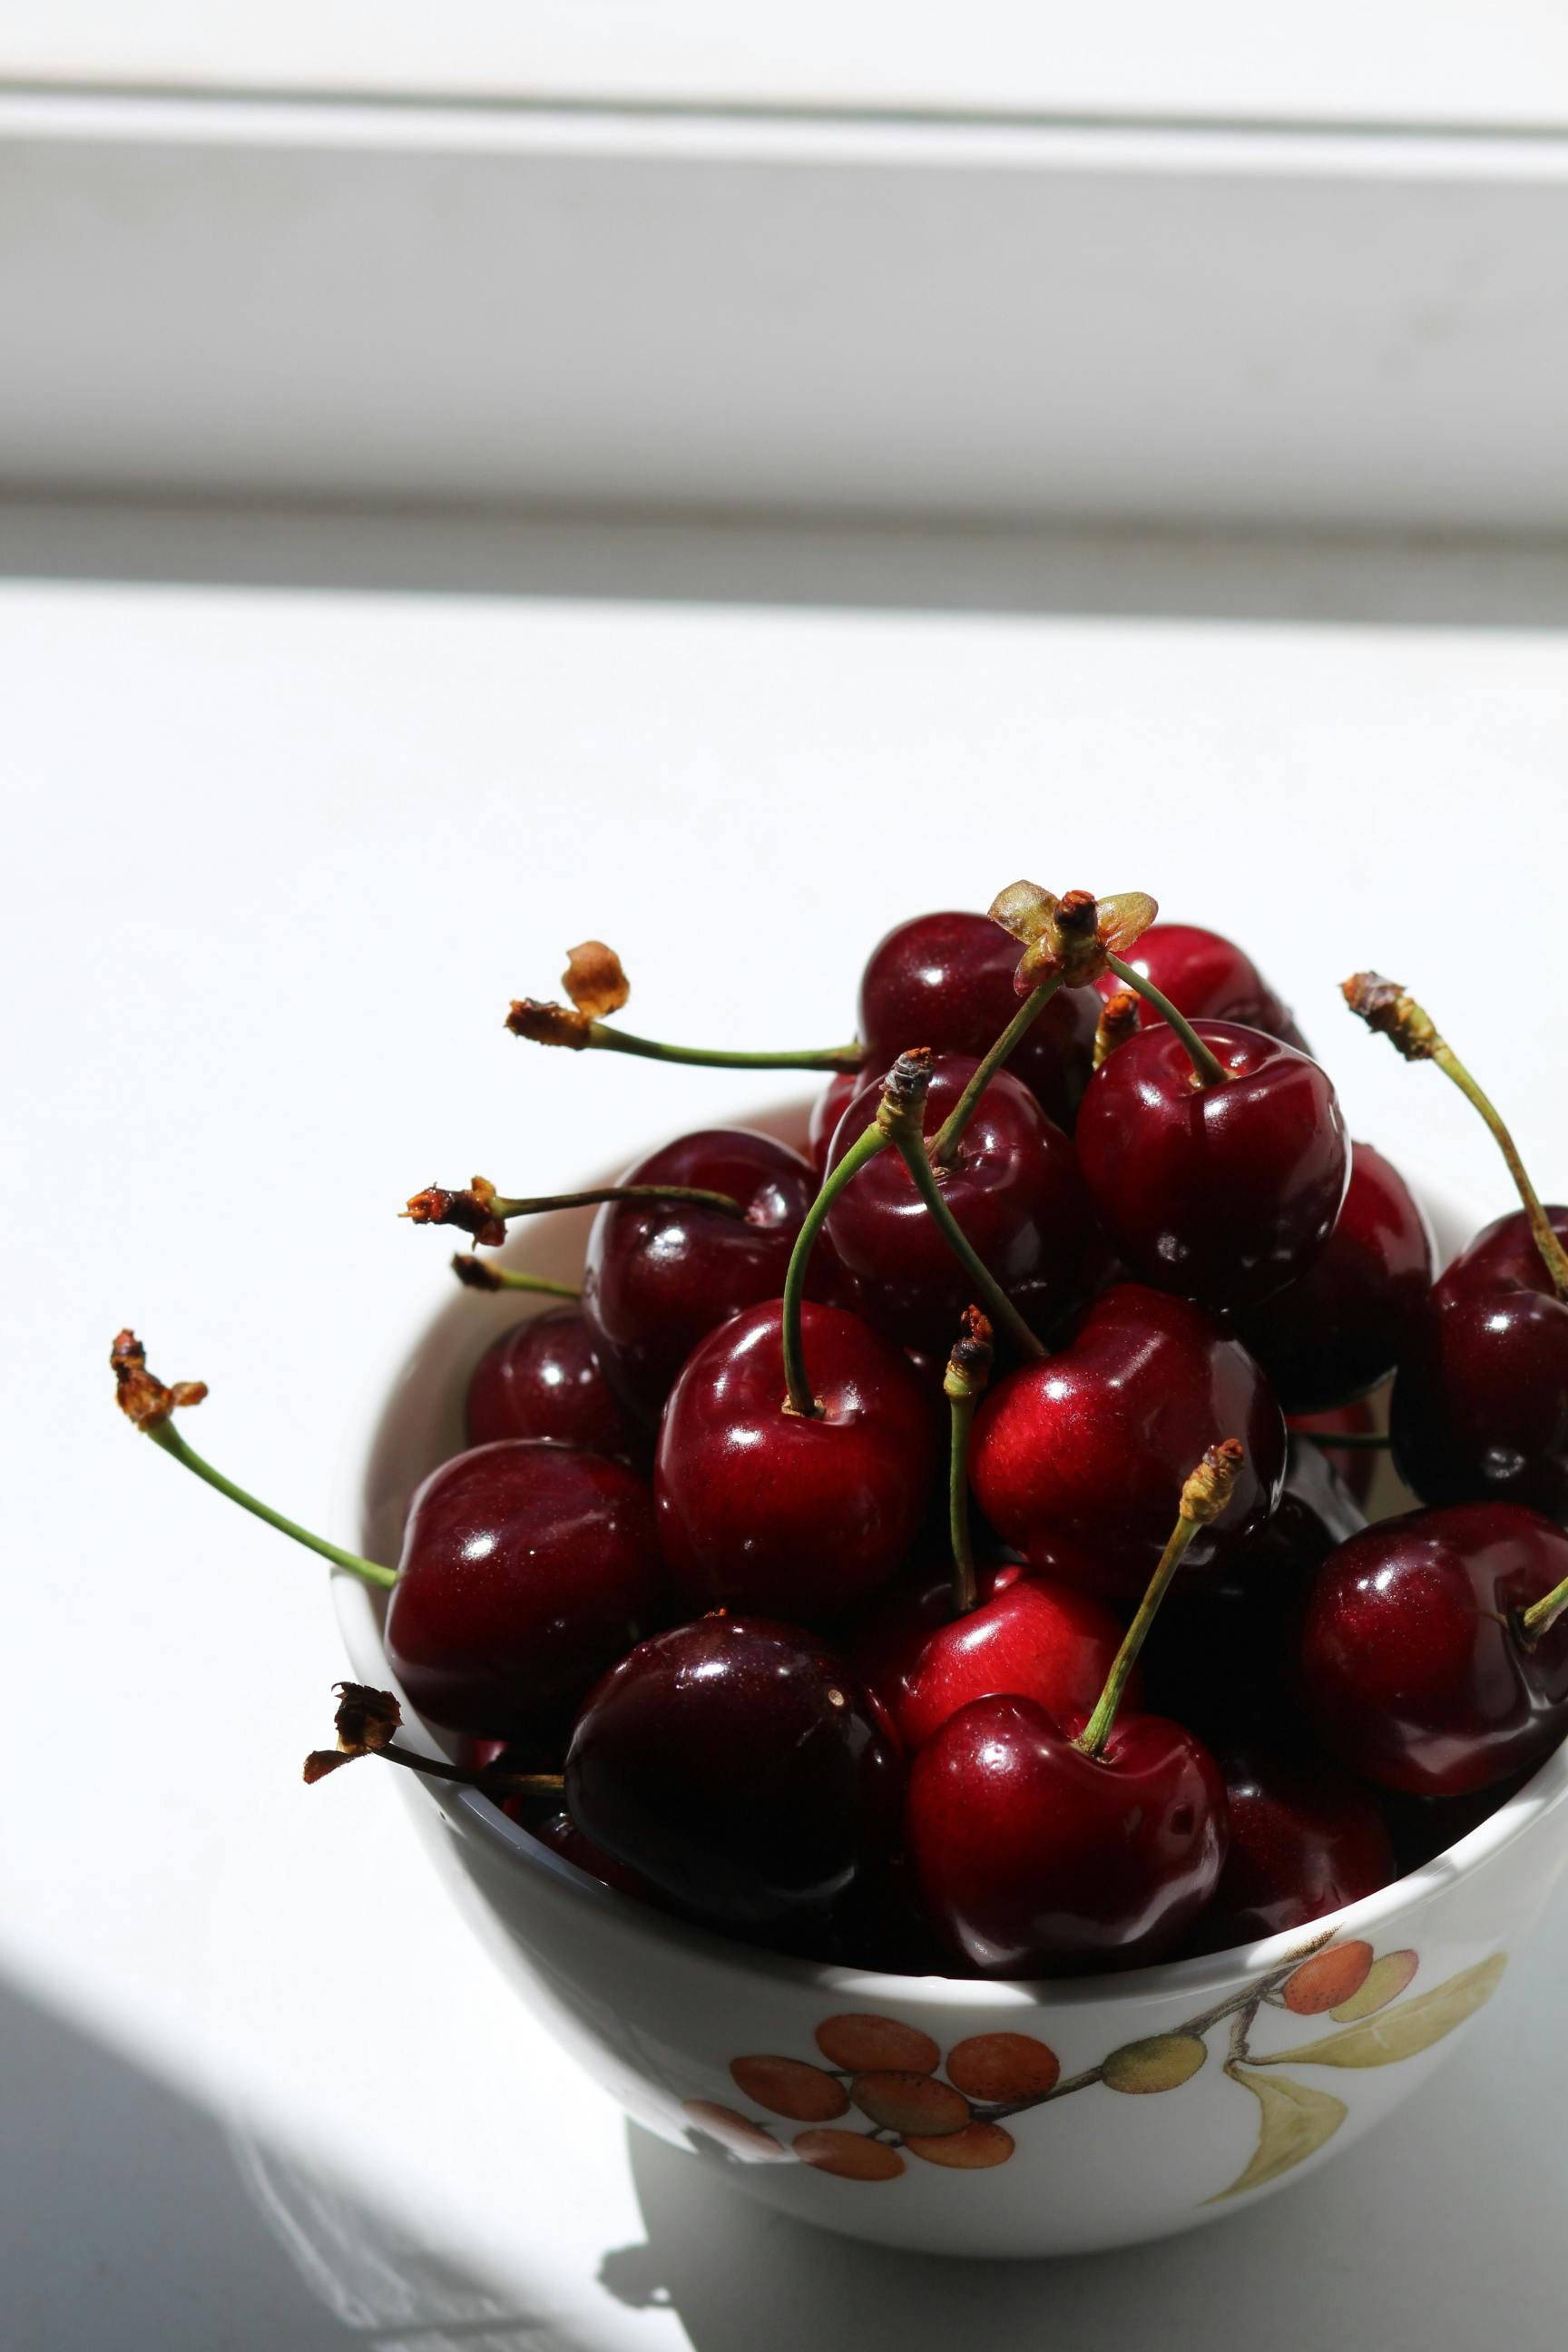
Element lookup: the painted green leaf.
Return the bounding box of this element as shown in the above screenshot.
[1257,1951,1507,2071]
[1206,2064,1347,2201]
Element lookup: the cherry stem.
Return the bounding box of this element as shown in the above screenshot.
[928,973,1065,1164]
[1298,1428,1392,1451]
[1104,952,1229,1089]
[943,1311,994,1615]
[492,1183,745,1222]
[451,1256,580,1298]
[1429,1043,1568,1300]
[1075,1440,1244,1759]
[888,1125,1046,1364]
[376,1743,564,1799]
[779,1120,894,1418]
[584,1022,862,1073]
[1518,1573,1568,1646]
[144,1420,397,1590]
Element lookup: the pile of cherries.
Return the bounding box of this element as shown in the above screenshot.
[116,884,1568,1979]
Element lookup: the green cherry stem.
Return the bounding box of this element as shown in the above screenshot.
[928,973,1066,1164]
[1343,972,1568,1300]
[491,1184,745,1220]
[943,1309,995,1614]
[144,1420,397,1589]
[1104,952,1229,1089]
[1076,1441,1244,1758]
[1519,1572,1568,1646]
[888,1126,1046,1365]
[451,1256,581,1298]
[582,1023,863,1073]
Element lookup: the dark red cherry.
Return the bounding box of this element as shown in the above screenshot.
[1076,1021,1349,1313]
[1141,1437,1363,1740]
[808,1071,862,1175]
[1289,1397,1382,1506]
[1096,922,1309,1054]
[583,1128,831,1426]
[823,1054,1090,1355]
[847,1561,1130,1752]
[1182,1745,1395,1953]
[1300,1502,1568,1796]
[971,1284,1287,1601]
[1390,1206,1568,1524]
[465,1307,643,1463]
[858,910,1097,1131]
[655,1298,937,1616]
[564,1615,903,1931]
[1235,1143,1435,1413]
[907,1694,1228,1974]
[385,1440,669,1741]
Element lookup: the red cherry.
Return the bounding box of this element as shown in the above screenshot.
[971,1284,1287,1601]
[907,1694,1228,1974]
[1300,1501,1568,1795]
[520,1806,660,1904]
[386,1440,669,1740]
[1235,1143,1435,1413]
[822,1054,1089,1355]
[1182,1745,1395,1953]
[1390,1206,1568,1523]
[1076,1021,1349,1313]
[858,910,1096,1131]
[465,1307,643,1463]
[654,1299,936,1617]
[564,1615,903,1931]
[583,1128,831,1425]
[847,1561,1129,1752]
[1096,922,1309,1054]
[808,1072,862,1175]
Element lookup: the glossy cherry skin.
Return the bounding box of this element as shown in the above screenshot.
[1141,1436,1363,1740]
[971,1282,1288,1601]
[385,1440,670,1742]
[907,1694,1229,1975]
[1096,922,1310,1054]
[858,910,1098,1132]
[1300,1503,1568,1796]
[845,1560,1131,1752]
[583,1128,831,1426]
[465,1308,643,1464]
[655,1298,937,1616]
[1077,1020,1349,1314]
[823,1054,1090,1355]
[1235,1142,1435,1413]
[1182,1746,1395,1954]
[564,1615,903,1932]
[1390,1206,1568,1524]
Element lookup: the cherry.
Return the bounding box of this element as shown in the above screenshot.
[971,1283,1287,1602]
[1391,1206,1568,1522]
[564,1615,903,1931]
[1140,1436,1363,1739]
[1235,1142,1435,1413]
[1181,1745,1396,1953]
[523,1806,660,1904]
[822,1054,1089,1355]
[1095,922,1309,1054]
[387,1439,670,1740]
[808,1071,863,1175]
[858,910,1097,1132]
[654,1298,937,1616]
[906,1446,1240,1973]
[582,1128,832,1426]
[1076,1019,1349,1313]
[1300,1501,1568,1795]
[465,1307,643,1463]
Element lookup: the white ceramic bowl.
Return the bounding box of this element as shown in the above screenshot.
[335,1137,1568,2259]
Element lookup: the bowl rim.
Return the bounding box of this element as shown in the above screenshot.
[333,1136,1568,2014]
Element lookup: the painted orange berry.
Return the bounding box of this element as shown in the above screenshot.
[1102,2033,1206,2094]
[681,2101,791,2161]
[794,2128,906,2180]
[814,2014,941,2073]
[905,2122,1015,2169]
[849,2072,970,2136]
[1330,1948,1418,2020]
[944,2032,1061,2103]
[730,2054,849,2121]
[1281,1940,1376,2015]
